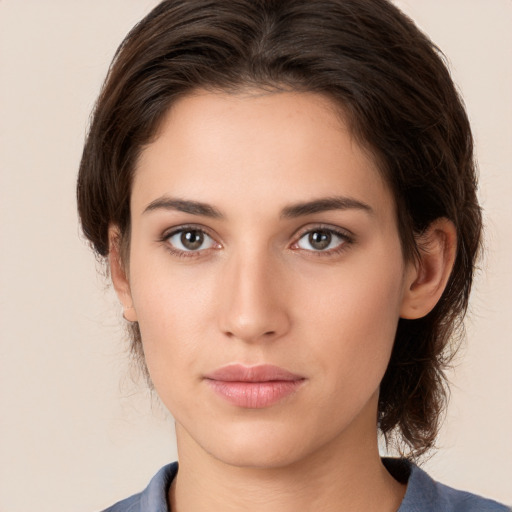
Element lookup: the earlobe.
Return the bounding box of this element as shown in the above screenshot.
[108,226,138,323]
[400,218,457,320]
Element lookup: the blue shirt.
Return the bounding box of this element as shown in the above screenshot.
[101,459,510,511]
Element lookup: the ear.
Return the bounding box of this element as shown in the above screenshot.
[400,218,457,319]
[108,226,138,322]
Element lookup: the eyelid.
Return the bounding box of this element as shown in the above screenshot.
[292,223,354,241]
[162,223,218,239]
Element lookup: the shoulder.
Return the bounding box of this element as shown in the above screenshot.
[384,459,510,512]
[100,462,178,512]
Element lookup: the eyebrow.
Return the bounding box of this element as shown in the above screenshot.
[142,195,373,219]
[280,196,373,218]
[143,197,223,218]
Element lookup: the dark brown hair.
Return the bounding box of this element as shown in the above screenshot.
[77,0,482,459]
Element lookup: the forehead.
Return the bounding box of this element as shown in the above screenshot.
[132,89,394,222]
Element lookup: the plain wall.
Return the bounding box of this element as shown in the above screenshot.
[0,1,510,510]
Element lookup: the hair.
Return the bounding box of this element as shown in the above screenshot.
[77,0,482,459]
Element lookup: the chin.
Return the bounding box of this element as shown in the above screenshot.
[196,419,323,470]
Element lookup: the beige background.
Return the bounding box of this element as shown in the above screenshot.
[0,1,511,510]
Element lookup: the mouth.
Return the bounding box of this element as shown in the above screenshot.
[204,364,306,409]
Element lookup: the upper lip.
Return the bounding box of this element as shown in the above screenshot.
[204,364,304,382]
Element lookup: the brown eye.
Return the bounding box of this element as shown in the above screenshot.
[167,229,215,252]
[181,230,204,250]
[296,228,348,252]
[308,231,331,250]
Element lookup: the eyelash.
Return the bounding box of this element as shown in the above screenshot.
[159,225,354,259]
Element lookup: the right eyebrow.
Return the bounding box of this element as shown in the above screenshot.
[142,196,224,218]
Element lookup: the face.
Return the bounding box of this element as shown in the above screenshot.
[118,90,416,469]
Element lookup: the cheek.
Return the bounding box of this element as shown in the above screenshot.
[298,250,405,390]
[126,251,219,384]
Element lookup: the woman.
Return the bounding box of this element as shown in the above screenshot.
[77,0,509,510]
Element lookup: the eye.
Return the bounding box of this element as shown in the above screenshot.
[166,228,216,252]
[295,228,350,252]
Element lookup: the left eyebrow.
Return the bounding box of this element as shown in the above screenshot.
[280,196,373,218]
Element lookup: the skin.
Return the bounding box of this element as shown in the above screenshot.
[110,90,456,512]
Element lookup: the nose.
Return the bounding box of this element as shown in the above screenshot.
[217,249,291,343]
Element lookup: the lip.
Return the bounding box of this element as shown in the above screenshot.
[204,364,305,408]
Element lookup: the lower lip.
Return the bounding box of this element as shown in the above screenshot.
[205,379,304,408]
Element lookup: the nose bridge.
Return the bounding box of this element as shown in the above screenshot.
[218,243,290,342]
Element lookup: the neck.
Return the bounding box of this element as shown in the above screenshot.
[169,400,405,512]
